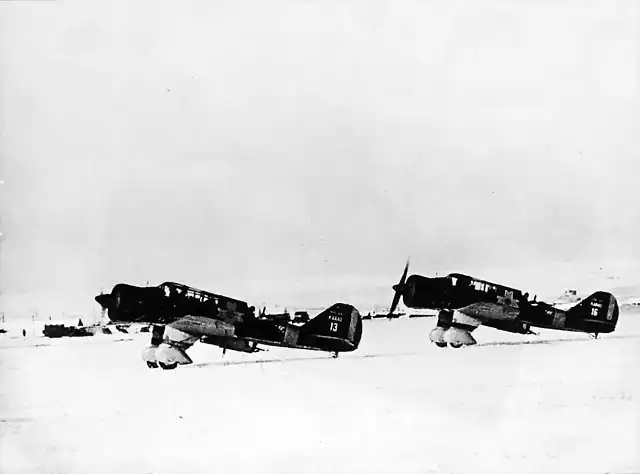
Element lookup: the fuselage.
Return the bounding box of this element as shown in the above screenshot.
[400,273,618,335]
[401,273,525,311]
[96,281,252,325]
[95,282,363,354]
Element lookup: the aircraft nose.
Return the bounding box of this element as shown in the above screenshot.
[95,293,113,310]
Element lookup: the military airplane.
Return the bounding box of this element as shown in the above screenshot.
[388,260,619,348]
[95,281,363,369]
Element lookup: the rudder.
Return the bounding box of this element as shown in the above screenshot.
[299,303,363,351]
[566,291,619,333]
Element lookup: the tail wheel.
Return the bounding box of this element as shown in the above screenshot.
[159,361,178,370]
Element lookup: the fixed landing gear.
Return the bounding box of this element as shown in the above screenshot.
[158,361,178,370]
[142,342,193,370]
[145,359,179,370]
[331,351,339,359]
[429,326,447,346]
[590,333,599,340]
[145,358,178,370]
[430,325,477,348]
[147,360,177,370]
[445,326,477,347]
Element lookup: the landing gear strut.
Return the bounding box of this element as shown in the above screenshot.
[332,351,339,359]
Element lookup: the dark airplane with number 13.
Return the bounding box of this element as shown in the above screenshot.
[95,281,363,369]
[388,260,619,347]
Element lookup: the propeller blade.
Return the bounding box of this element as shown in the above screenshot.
[388,258,410,318]
[388,291,402,317]
[400,259,409,286]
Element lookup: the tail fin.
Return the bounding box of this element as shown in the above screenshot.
[566,291,619,333]
[298,303,363,352]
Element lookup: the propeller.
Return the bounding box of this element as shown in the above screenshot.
[388,258,410,318]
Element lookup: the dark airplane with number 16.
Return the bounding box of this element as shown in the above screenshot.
[95,281,363,369]
[388,260,619,347]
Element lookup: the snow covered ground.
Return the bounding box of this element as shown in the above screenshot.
[1,310,639,474]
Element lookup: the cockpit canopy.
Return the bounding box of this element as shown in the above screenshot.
[158,282,252,314]
[446,273,525,299]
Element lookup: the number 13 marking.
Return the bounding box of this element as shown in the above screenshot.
[329,322,339,332]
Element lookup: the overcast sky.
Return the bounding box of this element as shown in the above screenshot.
[0,0,638,317]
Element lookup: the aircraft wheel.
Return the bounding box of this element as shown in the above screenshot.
[435,342,447,348]
[159,361,178,370]
[146,361,159,369]
[449,342,463,349]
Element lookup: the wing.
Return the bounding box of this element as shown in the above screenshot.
[457,302,520,321]
[167,315,236,338]
[457,302,534,335]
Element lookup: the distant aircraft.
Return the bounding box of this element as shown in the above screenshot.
[95,282,363,369]
[388,260,619,347]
